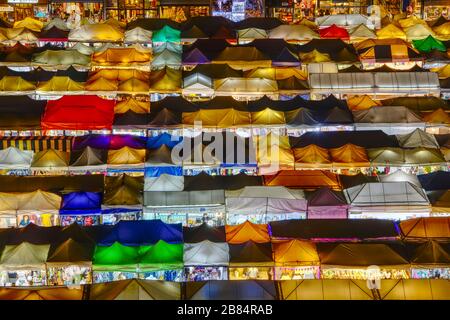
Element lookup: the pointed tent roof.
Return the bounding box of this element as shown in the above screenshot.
[183,240,229,266]
[237,28,268,41]
[0,147,33,169]
[299,49,331,63]
[272,239,319,266]
[148,108,181,127]
[427,16,449,28]
[277,76,309,92]
[349,24,376,41]
[107,146,146,165]
[405,23,435,40]
[124,27,153,43]
[93,242,140,271]
[381,96,449,112]
[376,23,407,39]
[285,108,320,126]
[433,21,450,38]
[37,76,84,92]
[269,25,319,41]
[13,17,43,32]
[85,77,118,92]
[144,174,183,192]
[379,170,421,187]
[429,190,450,214]
[152,25,181,43]
[225,221,270,244]
[0,76,35,92]
[180,25,208,41]
[92,47,151,65]
[264,170,341,190]
[103,174,143,206]
[32,50,90,66]
[44,18,69,31]
[139,240,183,269]
[182,223,226,243]
[31,149,69,168]
[422,108,450,124]
[70,146,107,167]
[115,98,149,114]
[347,95,381,111]
[151,49,181,68]
[118,77,150,93]
[319,24,349,40]
[229,241,273,266]
[399,217,450,240]
[146,145,176,166]
[353,106,423,124]
[68,23,124,42]
[149,67,181,92]
[17,190,62,211]
[4,27,38,42]
[413,35,447,53]
[408,240,450,264]
[396,129,440,149]
[307,187,347,206]
[38,26,69,41]
[293,144,332,168]
[329,143,369,167]
[47,238,94,263]
[61,191,102,210]
[0,242,50,269]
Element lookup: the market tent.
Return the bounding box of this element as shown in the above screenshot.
[180,25,208,43]
[37,76,84,93]
[256,134,294,171]
[0,76,35,92]
[3,27,38,43]
[381,96,449,112]
[149,67,181,92]
[92,48,151,66]
[229,241,273,266]
[182,108,251,128]
[32,50,90,66]
[353,106,424,130]
[144,174,184,192]
[114,98,149,114]
[405,24,435,41]
[38,27,69,42]
[237,28,268,42]
[270,219,399,240]
[124,27,153,43]
[329,143,369,168]
[251,108,285,126]
[225,221,270,244]
[292,144,331,169]
[118,78,150,93]
[183,241,229,266]
[89,279,181,300]
[186,280,276,300]
[403,148,446,165]
[85,77,118,92]
[367,147,446,166]
[316,14,375,28]
[285,107,320,127]
[211,47,272,69]
[400,217,450,240]
[98,220,183,246]
[422,109,450,124]
[183,223,226,243]
[139,240,183,271]
[103,174,143,206]
[299,49,331,63]
[428,190,450,214]
[273,239,319,266]
[60,191,102,214]
[0,242,50,270]
[152,25,181,43]
[0,287,83,300]
[358,45,423,63]
[264,170,341,190]
[93,242,140,271]
[349,24,377,42]
[214,78,278,95]
[225,186,307,217]
[0,147,33,170]
[31,149,69,168]
[379,170,421,187]
[319,24,349,40]
[307,187,349,219]
[71,43,95,55]
[376,24,407,40]
[433,22,450,39]
[408,240,450,266]
[268,25,319,41]
[41,95,115,131]
[399,15,427,29]
[87,69,150,82]
[347,95,381,111]
[145,145,179,166]
[427,16,449,28]
[437,64,450,78]
[413,35,447,53]
[68,24,124,42]
[46,238,94,264]
[69,147,107,170]
[43,18,69,31]
[151,49,181,69]
[396,129,440,148]
[13,17,43,32]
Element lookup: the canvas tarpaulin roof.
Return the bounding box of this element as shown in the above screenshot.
[68,24,124,42]
[92,48,151,66]
[152,49,181,69]
[422,109,450,124]
[400,217,450,240]
[182,223,226,243]
[379,170,421,187]
[182,108,251,127]
[376,24,406,40]
[46,238,94,264]
[263,170,341,190]
[319,24,350,40]
[69,147,107,169]
[268,25,319,41]
[433,21,450,39]
[139,240,183,271]
[413,35,447,53]
[328,143,369,168]
[146,145,178,166]
[143,190,225,207]
[36,76,84,93]
[306,187,349,219]
[396,129,440,149]
[107,147,146,166]
[408,240,450,265]
[31,149,70,168]
[186,280,276,300]
[0,76,35,92]
[349,24,377,41]
[115,98,149,114]
[214,78,278,95]
[0,147,33,169]
[238,28,268,42]
[60,191,102,214]
[149,67,181,92]
[316,14,375,28]
[229,241,273,266]
[353,106,422,124]
[183,241,229,266]
[41,95,115,131]
[32,50,90,66]
[273,239,319,266]
[152,25,181,43]
[93,242,140,271]
[225,221,270,244]
[405,24,435,41]
[0,242,49,270]
[270,219,399,240]
[0,190,61,211]
[103,174,143,206]
[428,190,450,214]
[13,18,43,32]
[293,145,332,169]
[124,27,153,43]
[144,174,184,192]
[381,96,449,112]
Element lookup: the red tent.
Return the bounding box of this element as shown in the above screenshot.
[319,24,349,40]
[41,95,115,131]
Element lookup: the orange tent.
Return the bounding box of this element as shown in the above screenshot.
[422,108,450,124]
[272,239,319,266]
[293,144,332,169]
[347,95,381,111]
[263,170,342,190]
[225,220,270,244]
[329,143,370,167]
[114,98,149,114]
[92,48,151,65]
[400,217,450,240]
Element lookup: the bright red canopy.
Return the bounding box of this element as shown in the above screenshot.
[41,95,115,131]
[319,24,349,40]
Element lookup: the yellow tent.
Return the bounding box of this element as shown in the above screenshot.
[107,147,146,166]
[149,68,181,92]
[297,18,317,30]
[102,18,126,30]
[68,23,124,42]
[437,64,450,78]
[293,144,332,169]
[275,68,308,80]
[92,48,152,66]
[225,220,270,244]
[87,69,149,82]
[376,24,407,40]
[347,95,382,111]
[13,17,43,32]
[441,147,450,162]
[4,27,38,42]
[32,50,90,66]
[214,78,278,95]
[0,30,7,42]
[18,190,61,211]
[251,108,286,126]
[422,108,450,124]
[398,15,427,29]
[31,149,70,168]
[400,217,450,239]
[115,98,149,114]
[118,77,150,93]
[299,50,331,63]
[245,67,276,80]
[354,38,409,51]
[256,134,294,171]
[405,24,435,41]
[85,77,119,91]
[433,22,450,39]
[182,109,251,127]
[0,76,35,92]
[37,76,84,93]
[329,143,369,167]
[273,239,319,266]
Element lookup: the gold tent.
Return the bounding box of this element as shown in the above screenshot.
[422,108,450,124]
[118,77,150,93]
[92,48,152,66]
[431,190,450,214]
[37,76,84,93]
[182,109,251,128]
[347,95,381,111]
[88,69,150,82]
[398,15,427,29]
[225,220,270,244]
[437,64,450,78]
[376,24,407,40]
[85,77,119,92]
[214,78,278,96]
[329,143,370,168]
[256,134,294,172]
[245,67,276,80]
[0,287,83,300]
[293,144,332,169]
[433,22,450,39]
[0,76,35,92]
[400,217,450,240]
[115,98,149,114]
[89,280,181,300]
[68,23,124,42]
[13,17,43,32]
[107,147,146,166]
[251,108,286,126]
[405,24,435,41]
[273,239,319,266]
[31,149,70,168]
[299,50,331,63]
[263,170,342,190]
[4,27,38,43]
[149,68,181,93]
[354,38,409,51]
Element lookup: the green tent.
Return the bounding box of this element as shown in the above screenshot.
[413,35,447,53]
[93,242,140,272]
[139,240,183,271]
[152,25,181,43]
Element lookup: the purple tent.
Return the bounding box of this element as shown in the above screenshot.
[72,134,147,150]
[307,187,349,219]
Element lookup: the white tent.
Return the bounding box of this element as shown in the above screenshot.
[144,174,184,192]
[396,128,440,149]
[71,42,95,55]
[268,25,319,41]
[183,241,229,266]
[151,49,182,69]
[182,73,214,96]
[124,27,153,43]
[0,242,50,270]
[349,24,377,41]
[316,14,376,29]
[379,170,421,187]
[44,18,69,31]
[0,147,33,170]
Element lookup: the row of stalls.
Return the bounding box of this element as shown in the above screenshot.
[0,217,449,287]
[0,170,449,227]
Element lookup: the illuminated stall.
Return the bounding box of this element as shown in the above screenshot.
[184,240,229,281]
[59,191,103,226]
[159,0,210,22]
[228,241,274,280]
[408,240,450,279]
[0,147,33,173]
[69,146,108,174]
[30,149,70,175]
[306,187,349,219]
[211,0,264,22]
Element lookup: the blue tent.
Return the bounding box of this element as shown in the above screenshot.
[146,133,182,149]
[418,171,450,191]
[144,166,183,177]
[98,219,183,246]
[60,191,102,215]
